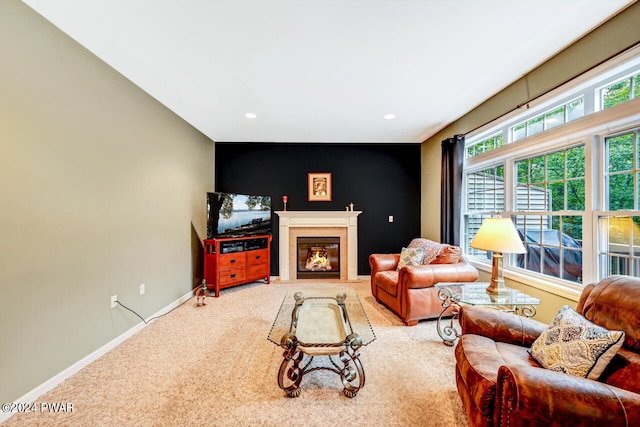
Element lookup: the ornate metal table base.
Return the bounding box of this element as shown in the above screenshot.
[269,290,374,398]
[435,282,540,346]
[278,332,365,398]
[436,294,460,347]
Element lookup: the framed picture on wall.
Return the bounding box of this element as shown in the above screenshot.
[308,172,332,201]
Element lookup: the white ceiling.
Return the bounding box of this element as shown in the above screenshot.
[22,0,634,143]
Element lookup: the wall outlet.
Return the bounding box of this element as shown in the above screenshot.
[110,295,118,309]
[388,215,394,223]
[139,283,145,295]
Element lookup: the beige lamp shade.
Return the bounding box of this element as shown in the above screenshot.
[470,217,526,254]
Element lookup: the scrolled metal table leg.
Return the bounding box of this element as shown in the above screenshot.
[278,333,304,397]
[340,333,364,398]
[520,304,537,318]
[437,289,460,346]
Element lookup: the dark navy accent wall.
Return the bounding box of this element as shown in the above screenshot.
[214,143,422,276]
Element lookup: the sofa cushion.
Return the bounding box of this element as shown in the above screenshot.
[529,305,625,380]
[407,238,444,264]
[432,245,462,264]
[455,334,536,417]
[397,246,425,270]
[374,271,399,297]
[599,347,640,394]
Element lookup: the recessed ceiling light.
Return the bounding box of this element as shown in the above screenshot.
[383,114,396,120]
[244,113,257,119]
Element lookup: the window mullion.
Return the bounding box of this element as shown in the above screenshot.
[504,157,515,214]
[631,130,640,210]
[582,136,597,283]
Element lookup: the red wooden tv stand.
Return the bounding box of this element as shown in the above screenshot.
[203,234,272,297]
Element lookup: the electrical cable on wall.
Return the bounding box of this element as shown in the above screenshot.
[115,290,206,325]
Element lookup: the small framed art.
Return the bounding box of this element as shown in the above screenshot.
[308,172,332,201]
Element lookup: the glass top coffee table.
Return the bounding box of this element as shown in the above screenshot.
[434,282,541,346]
[268,289,375,397]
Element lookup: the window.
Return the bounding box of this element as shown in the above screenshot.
[510,98,584,142]
[601,72,640,109]
[464,165,504,255]
[598,215,640,277]
[462,50,640,290]
[605,129,639,210]
[514,146,585,283]
[516,146,585,212]
[598,128,640,277]
[466,133,503,158]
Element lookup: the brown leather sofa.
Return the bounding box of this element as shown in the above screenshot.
[369,250,479,326]
[455,275,640,427]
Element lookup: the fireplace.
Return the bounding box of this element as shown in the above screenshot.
[297,237,340,279]
[275,210,361,281]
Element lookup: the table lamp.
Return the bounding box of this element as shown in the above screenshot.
[470,215,526,295]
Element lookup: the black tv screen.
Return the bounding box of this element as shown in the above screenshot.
[206,192,272,239]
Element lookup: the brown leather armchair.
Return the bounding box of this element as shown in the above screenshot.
[369,249,479,326]
[455,275,640,427]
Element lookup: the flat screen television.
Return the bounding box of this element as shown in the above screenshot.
[206,192,272,239]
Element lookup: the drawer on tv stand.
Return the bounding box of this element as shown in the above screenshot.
[218,252,247,269]
[246,248,269,265]
[246,264,269,280]
[219,268,246,285]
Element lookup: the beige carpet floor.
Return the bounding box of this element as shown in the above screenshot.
[2,280,470,427]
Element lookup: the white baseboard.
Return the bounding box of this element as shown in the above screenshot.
[0,290,194,424]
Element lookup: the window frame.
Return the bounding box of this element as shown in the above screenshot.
[596,70,640,111]
[508,96,585,143]
[461,48,640,300]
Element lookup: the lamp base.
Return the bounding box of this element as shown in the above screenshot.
[486,253,510,296]
[485,279,510,296]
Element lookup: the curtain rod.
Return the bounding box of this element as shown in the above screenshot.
[462,45,638,138]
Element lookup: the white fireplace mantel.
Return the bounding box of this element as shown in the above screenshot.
[275,210,361,281]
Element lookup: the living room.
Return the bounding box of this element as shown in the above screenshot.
[2,1,640,425]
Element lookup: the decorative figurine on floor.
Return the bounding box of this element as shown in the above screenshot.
[196,279,209,307]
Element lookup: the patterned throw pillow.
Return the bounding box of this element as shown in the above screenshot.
[397,247,425,270]
[529,305,625,380]
[407,238,445,264]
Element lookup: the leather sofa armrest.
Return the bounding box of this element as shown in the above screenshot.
[497,364,640,427]
[400,261,479,290]
[369,253,399,273]
[459,305,546,347]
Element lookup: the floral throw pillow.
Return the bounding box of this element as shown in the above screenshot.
[529,305,625,380]
[407,238,445,265]
[397,247,425,270]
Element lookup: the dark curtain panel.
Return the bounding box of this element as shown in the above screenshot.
[441,134,465,245]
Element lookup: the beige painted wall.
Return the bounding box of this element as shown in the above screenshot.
[421,3,640,323]
[0,1,213,403]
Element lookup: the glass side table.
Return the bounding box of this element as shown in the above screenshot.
[434,282,541,346]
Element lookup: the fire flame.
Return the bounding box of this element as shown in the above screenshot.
[305,250,331,271]
[310,251,327,266]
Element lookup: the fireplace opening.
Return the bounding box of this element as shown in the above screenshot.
[296,237,340,279]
